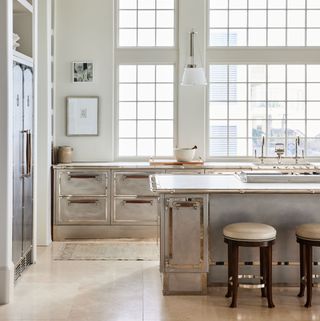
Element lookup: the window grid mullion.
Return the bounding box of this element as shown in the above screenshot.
[284,64,288,156]
[265,64,269,156]
[305,64,308,156]
[135,65,138,156]
[227,65,230,156]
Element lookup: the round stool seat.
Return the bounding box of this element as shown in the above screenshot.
[223,222,276,241]
[296,224,320,241]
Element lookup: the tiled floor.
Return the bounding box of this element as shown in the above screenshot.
[1,244,320,321]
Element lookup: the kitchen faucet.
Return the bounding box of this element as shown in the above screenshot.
[295,136,300,164]
[261,136,265,164]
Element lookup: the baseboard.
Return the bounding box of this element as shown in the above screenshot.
[0,263,14,304]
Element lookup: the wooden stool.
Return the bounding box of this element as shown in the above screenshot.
[223,222,276,308]
[296,223,320,308]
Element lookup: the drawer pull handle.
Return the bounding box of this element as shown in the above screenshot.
[68,200,99,205]
[173,201,200,210]
[123,175,149,180]
[68,174,100,180]
[121,200,153,206]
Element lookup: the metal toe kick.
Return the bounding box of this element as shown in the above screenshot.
[229,274,265,289]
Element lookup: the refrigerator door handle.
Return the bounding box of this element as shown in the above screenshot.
[22,129,31,177]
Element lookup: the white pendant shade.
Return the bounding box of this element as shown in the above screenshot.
[181,67,207,86]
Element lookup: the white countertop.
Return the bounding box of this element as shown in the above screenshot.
[151,174,320,193]
[53,161,320,170]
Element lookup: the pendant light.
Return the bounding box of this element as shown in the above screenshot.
[181,30,207,86]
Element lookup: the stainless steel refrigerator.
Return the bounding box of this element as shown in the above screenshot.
[12,63,33,280]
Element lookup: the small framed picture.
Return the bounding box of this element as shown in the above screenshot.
[72,62,93,82]
[66,96,99,136]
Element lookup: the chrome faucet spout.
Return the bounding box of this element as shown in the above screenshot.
[295,136,300,164]
[261,136,265,164]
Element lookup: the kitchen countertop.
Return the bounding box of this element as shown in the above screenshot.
[52,161,320,170]
[150,174,320,193]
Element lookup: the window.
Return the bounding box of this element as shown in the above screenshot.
[118,0,175,47]
[209,0,320,46]
[118,64,175,157]
[208,64,320,157]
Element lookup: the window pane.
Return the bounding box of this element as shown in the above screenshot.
[229,139,247,156]
[156,139,173,156]
[138,84,155,100]
[157,84,173,100]
[307,84,320,100]
[248,65,266,82]
[287,84,305,101]
[229,10,247,27]
[248,29,266,46]
[119,84,136,101]
[119,139,136,156]
[287,102,305,119]
[138,29,156,46]
[288,10,305,27]
[249,0,266,9]
[210,29,228,46]
[268,29,286,46]
[119,0,137,9]
[287,0,305,9]
[119,102,136,119]
[229,120,247,137]
[307,121,320,136]
[287,120,305,137]
[307,65,320,82]
[156,65,174,82]
[268,84,285,100]
[137,139,155,156]
[249,10,266,27]
[156,29,174,46]
[268,65,286,82]
[229,102,247,119]
[138,102,155,119]
[138,120,154,137]
[307,139,320,156]
[209,139,228,156]
[210,102,228,119]
[119,11,137,28]
[248,83,266,101]
[307,10,320,27]
[138,0,155,9]
[268,102,285,119]
[157,0,174,9]
[210,0,228,9]
[307,102,320,119]
[308,0,320,9]
[307,29,320,46]
[210,84,228,101]
[156,120,173,137]
[268,10,286,27]
[119,65,136,82]
[119,121,136,137]
[210,10,228,28]
[156,102,173,119]
[287,65,305,82]
[229,29,247,46]
[210,65,228,82]
[229,65,247,82]
[138,65,155,83]
[229,0,247,9]
[230,83,247,100]
[249,102,266,118]
[210,120,228,137]
[119,29,137,46]
[157,10,174,28]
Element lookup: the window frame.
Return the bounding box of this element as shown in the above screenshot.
[206,0,320,161]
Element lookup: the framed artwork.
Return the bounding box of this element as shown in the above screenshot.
[72,62,93,82]
[66,96,99,136]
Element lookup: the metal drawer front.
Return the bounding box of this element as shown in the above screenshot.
[57,197,107,224]
[59,171,107,196]
[114,172,159,196]
[165,169,205,175]
[112,198,158,225]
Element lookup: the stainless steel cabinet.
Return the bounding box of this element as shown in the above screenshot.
[55,170,109,225]
[112,170,163,226]
[12,64,34,280]
[161,195,209,294]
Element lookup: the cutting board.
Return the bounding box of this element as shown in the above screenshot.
[149,159,204,166]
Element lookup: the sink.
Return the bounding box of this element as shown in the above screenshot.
[253,159,310,167]
[237,171,320,183]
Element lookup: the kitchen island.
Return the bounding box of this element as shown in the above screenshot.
[150,174,320,295]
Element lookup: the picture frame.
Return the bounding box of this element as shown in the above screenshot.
[66,96,99,136]
[72,61,93,82]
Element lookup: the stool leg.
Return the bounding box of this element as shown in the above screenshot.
[266,244,275,308]
[230,244,239,308]
[298,242,306,298]
[225,242,233,298]
[260,247,266,298]
[305,244,313,308]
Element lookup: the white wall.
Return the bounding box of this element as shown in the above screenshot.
[54,0,207,161]
[55,0,114,161]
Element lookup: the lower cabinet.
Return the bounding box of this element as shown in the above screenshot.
[161,195,209,295]
[57,196,108,224]
[112,197,158,225]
